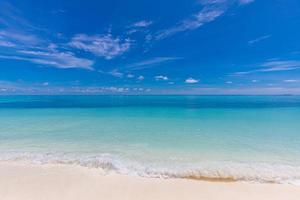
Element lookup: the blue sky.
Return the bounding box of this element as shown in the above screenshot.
[0,0,300,94]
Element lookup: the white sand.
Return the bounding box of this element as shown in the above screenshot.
[0,161,299,200]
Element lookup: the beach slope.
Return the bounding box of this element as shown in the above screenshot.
[0,162,299,200]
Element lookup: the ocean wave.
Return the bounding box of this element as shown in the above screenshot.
[1,151,300,185]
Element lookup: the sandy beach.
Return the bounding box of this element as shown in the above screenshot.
[0,161,299,200]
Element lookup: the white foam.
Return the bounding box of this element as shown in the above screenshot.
[1,151,300,185]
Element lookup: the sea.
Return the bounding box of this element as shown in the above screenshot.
[0,95,300,184]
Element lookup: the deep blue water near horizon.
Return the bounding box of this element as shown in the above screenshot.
[0,95,300,184]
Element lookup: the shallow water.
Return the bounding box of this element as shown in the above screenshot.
[0,95,300,183]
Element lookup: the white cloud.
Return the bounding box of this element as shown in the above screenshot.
[0,3,47,49]
[154,75,168,81]
[137,75,145,80]
[239,0,255,5]
[284,79,299,83]
[0,30,41,45]
[0,40,15,47]
[0,2,43,31]
[127,20,153,35]
[128,57,181,70]
[0,9,95,70]
[0,34,94,70]
[131,20,153,28]
[154,0,254,40]
[126,29,139,34]
[233,60,300,75]
[0,22,94,71]
[69,34,131,59]
[156,8,224,40]
[185,77,199,84]
[0,50,94,70]
[127,74,135,78]
[261,60,300,70]
[108,69,123,78]
[248,35,270,45]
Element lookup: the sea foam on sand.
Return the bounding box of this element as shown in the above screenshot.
[1,152,300,185]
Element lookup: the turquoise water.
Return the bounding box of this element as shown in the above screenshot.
[0,95,300,183]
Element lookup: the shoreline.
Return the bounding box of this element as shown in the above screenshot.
[1,153,300,184]
[0,161,299,200]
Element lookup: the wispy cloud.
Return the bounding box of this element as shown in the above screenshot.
[98,69,124,78]
[69,34,131,59]
[0,39,15,47]
[128,57,181,70]
[107,69,124,78]
[154,0,254,40]
[0,2,45,50]
[261,60,300,71]
[238,0,255,5]
[199,0,254,5]
[0,30,41,46]
[131,20,153,28]
[98,57,182,77]
[185,77,199,84]
[0,2,47,51]
[156,8,225,40]
[233,60,300,75]
[127,74,135,78]
[248,35,270,45]
[284,79,299,83]
[0,2,43,31]
[0,50,94,70]
[127,20,153,35]
[0,34,94,70]
[0,3,95,70]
